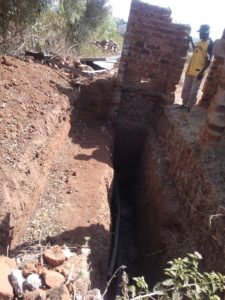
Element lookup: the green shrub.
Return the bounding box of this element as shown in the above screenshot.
[116,252,225,300]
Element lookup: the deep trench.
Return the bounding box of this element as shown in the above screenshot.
[109,125,151,296]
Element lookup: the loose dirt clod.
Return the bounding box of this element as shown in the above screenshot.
[43,246,66,267]
[22,262,37,277]
[43,270,65,288]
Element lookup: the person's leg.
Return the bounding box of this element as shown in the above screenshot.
[186,77,202,109]
[181,74,194,106]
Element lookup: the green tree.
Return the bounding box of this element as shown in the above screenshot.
[0,0,45,53]
[0,0,122,56]
[66,0,111,44]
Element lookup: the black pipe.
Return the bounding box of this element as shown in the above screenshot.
[108,178,121,278]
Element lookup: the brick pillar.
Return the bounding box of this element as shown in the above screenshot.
[199,29,225,108]
[111,0,190,123]
[199,31,225,149]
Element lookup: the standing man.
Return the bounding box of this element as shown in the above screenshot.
[181,24,213,111]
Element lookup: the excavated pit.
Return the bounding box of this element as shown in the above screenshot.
[110,106,225,292]
[112,126,148,276]
[110,122,174,288]
[2,52,225,298]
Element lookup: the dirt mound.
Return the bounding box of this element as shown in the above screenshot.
[0,55,74,252]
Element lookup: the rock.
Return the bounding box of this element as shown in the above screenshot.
[43,270,65,288]
[46,285,71,300]
[23,289,46,300]
[78,64,94,72]
[25,273,42,290]
[2,56,13,67]
[36,265,47,276]
[0,256,16,300]
[43,246,65,267]
[10,269,25,298]
[22,262,37,277]
[55,266,69,278]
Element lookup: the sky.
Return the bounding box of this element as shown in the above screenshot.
[109,0,224,40]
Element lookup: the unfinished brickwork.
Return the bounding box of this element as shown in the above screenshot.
[199,29,225,149]
[155,108,225,274]
[119,0,190,95]
[112,0,190,124]
[200,29,225,108]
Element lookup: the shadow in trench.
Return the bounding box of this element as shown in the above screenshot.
[52,79,114,168]
[0,213,11,255]
[110,124,149,292]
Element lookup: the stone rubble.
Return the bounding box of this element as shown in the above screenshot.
[25,274,42,290]
[10,269,25,297]
[94,39,120,52]
[0,245,102,300]
[43,270,65,288]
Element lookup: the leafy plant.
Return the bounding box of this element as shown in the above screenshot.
[0,0,45,53]
[115,252,225,300]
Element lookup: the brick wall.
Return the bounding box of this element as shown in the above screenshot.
[118,0,190,96]
[199,29,225,149]
[200,29,225,108]
[111,0,190,124]
[153,107,225,274]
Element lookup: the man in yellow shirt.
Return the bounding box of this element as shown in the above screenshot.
[181,24,213,111]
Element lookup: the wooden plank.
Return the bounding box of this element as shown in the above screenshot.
[80,57,107,62]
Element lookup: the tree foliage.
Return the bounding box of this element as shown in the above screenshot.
[0,0,122,56]
[0,0,45,52]
[64,0,112,44]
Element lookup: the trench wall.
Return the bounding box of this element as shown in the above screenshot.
[78,76,116,122]
[0,56,72,253]
[134,107,225,282]
[157,109,225,272]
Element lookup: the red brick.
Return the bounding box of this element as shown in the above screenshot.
[118,0,188,96]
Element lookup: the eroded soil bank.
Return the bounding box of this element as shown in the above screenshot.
[0,56,114,297]
[0,55,72,253]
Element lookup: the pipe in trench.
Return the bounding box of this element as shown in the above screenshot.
[108,178,121,278]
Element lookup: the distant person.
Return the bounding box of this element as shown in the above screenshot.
[180,24,213,112]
